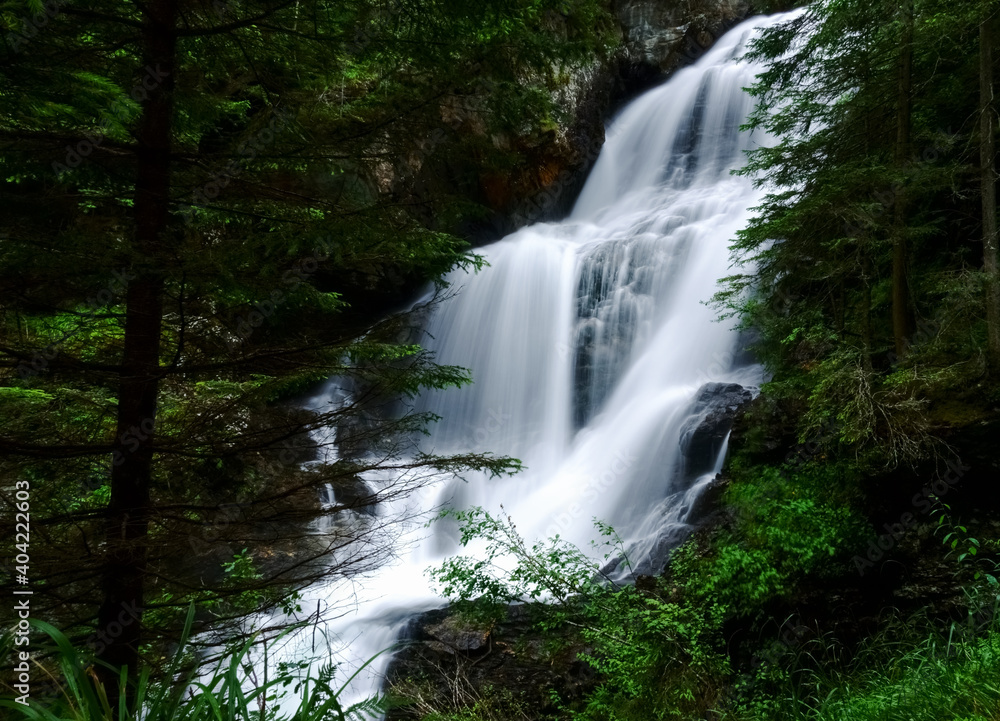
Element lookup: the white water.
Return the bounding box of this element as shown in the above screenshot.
[264,12,791,711]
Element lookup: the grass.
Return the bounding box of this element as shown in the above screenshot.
[0,609,388,721]
[734,593,1000,721]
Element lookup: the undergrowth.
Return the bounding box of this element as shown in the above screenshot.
[418,456,1000,721]
[0,608,388,721]
[734,598,1000,721]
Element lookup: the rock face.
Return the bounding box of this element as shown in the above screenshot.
[679,382,755,480]
[626,382,754,574]
[495,0,749,236]
[386,605,596,720]
[396,0,751,244]
[676,382,754,529]
[614,0,748,71]
[616,0,689,69]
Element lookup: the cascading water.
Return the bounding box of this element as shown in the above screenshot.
[265,11,792,710]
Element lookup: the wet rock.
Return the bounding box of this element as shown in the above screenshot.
[686,472,730,527]
[613,0,751,72]
[425,615,493,655]
[680,382,754,480]
[386,604,597,720]
[328,475,377,516]
[606,384,753,577]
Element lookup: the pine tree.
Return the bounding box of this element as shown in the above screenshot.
[892,0,916,358]
[716,0,989,466]
[980,6,1000,372]
[0,0,612,707]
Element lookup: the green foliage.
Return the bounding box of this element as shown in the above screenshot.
[429,509,727,719]
[797,350,938,467]
[931,498,1000,590]
[733,612,1000,721]
[426,477,868,721]
[717,461,1000,721]
[1,0,610,669]
[429,507,609,611]
[715,461,869,600]
[715,0,1000,469]
[662,468,867,644]
[0,610,390,721]
[570,584,729,721]
[423,453,880,721]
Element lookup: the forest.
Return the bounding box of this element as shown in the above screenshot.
[1,0,999,719]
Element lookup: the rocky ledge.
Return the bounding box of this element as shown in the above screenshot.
[385,604,596,719]
[395,0,752,243]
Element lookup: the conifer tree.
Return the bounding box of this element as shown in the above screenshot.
[717,0,991,465]
[980,6,1000,371]
[0,0,612,707]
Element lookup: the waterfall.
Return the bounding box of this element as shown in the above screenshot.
[265,11,791,710]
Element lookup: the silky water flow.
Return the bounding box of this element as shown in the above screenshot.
[256,11,795,712]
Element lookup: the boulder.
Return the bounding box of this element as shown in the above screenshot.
[679,382,754,480]
[386,604,596,720]
[424,614,493,655]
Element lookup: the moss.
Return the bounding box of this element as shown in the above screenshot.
[926,398,992,428]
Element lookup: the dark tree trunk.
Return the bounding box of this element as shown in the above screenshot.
[982,15,1000,372]
[862,252,873,371]
[97,0,177,712]
[892,0,916,360]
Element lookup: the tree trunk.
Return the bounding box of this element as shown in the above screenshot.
[892,0,916,359]
[97,0,177,712]
[862,252,874,371]
[982,15,1000,372]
